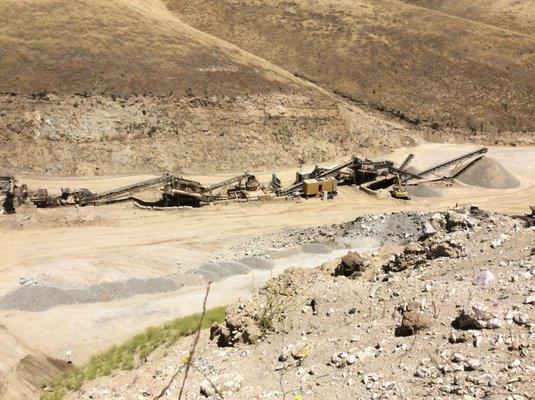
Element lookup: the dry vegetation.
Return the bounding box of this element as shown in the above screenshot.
[167,0,535,133]
[402,0,535,35]
[1,0,534,175]
[0,0,311,96]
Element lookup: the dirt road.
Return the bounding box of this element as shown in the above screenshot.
[0,143,534,398]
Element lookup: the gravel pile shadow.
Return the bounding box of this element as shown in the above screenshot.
[454,157,520,188]
[0,278,182,312]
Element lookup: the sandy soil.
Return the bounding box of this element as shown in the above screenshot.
[68,207,535,400]
[0,143,534,398]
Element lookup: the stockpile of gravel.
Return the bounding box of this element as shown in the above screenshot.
[195,261,251,282]
[238,256,274,270]
[343,212,427,246]
[302,243,332,254]
[0,277,182,312]
[195,256,277,282]
[455,157,520,189]
[407,183,440,198]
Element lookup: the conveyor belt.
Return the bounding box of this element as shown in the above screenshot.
[206,173,250,192]
[280,158,357,195]
[77,175,173,205]
[402,148,488,183]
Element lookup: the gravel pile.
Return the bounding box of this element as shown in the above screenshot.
[342,211,428,246]
[455,157,520,188]
[238,256,274,271]
[230,226,339,256]
[194,261,251,282]
[0,277,182,312]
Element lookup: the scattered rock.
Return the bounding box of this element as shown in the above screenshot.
[473,270,495,287]
[333,251,370,278]
[452,305,502,330]
[19,277,38,287]
[449,331,467,344]
[200,379,216,397]
[396,304,432,336]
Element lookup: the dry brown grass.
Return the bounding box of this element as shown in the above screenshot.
[402,0,535,35]
[167,0,535,132]
[0,0,314,96]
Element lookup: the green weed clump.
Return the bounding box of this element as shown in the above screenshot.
[41,307,226,400]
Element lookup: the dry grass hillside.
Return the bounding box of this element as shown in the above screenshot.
[167,0,535,133]
[0,0,420,174]
[402,0,535,35]
[0,0,311,96]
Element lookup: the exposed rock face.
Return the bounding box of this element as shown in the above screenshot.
[384,234,465,273]
[445,210,479,232]
[210,268,313,346]
[333,251,370,278]
[209,304,265,347]
[428,237,464,258]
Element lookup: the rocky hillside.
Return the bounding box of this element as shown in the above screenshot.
[1,0,418,175]
[66,208,535,399]
[167,0,535,133]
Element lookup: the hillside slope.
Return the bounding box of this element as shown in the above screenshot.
[402,0,535,36]
[0,0,307,96]
[0,0,418,174]
[167,0,535,133]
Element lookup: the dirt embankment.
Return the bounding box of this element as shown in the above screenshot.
[0,329,71,400]
[167,0,535,134]
[0,93,415,175]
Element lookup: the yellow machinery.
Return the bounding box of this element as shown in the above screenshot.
[390,175,410,200]
[302,178,337,197]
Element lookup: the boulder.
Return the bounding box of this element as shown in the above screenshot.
[473,270,495,287]
[395,305,432,336]
[334,251,370,278]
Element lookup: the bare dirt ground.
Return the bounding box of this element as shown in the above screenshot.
[1,142,535,398]
[69,206,535,400]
